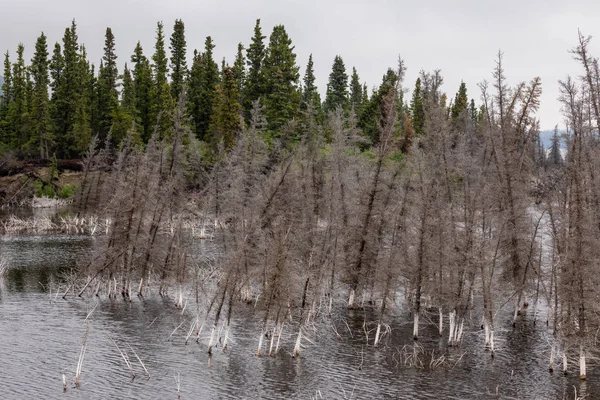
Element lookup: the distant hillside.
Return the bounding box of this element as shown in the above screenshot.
[539,129,566,150]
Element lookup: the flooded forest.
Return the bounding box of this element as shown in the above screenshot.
[1,18,600,399]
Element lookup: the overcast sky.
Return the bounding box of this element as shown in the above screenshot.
[1,0,599,130]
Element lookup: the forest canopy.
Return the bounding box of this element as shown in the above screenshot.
[0,18,481,160]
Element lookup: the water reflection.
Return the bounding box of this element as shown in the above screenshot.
[0,233,596,399]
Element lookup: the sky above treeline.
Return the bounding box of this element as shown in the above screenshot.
[1,0,599,130]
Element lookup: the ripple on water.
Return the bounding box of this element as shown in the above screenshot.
[0,235,596,399]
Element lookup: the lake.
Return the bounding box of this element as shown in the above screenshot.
[0,232,594,399]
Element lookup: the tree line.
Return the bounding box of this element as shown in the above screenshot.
[0,18,482,161]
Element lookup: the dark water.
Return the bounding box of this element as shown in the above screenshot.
[0,234,595,400]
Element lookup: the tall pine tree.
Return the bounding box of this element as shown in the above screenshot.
[169,19,187,101]
[262,24,300,133]
[131,42,155,142]
[62,20,83,155]
[324,55,348,112]
[71,45,92,156]
[50,20,87,157]
[208,65,242,152]
[1,52,12,111]
[451,81,468,123]
[349,67,363,110]
[244,19,266,120]
[97,27,119,143]
[0,52,13,147]
[111,63,139,145]
[358,68,397,144]
[10,43,30,151]
[30,32,51,158]
[48,42,63,153]
[232,42,245,100]
[410,77,424,136]
[194,36,219,141]
[187,49,202,138]
[302,54,318,107]
[152,21,174,137]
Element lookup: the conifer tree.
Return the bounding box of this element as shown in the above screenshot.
[301,54,323,123]
[262,24,300,132]
[469,99,477,123]
[48,42,63,152]
[208,65,242,152]
[302,54,316,102]
[10,43,29,151]
[349,67,363,110]
[187,49,202,137]
[62,21,82,148]
[121,63,136,115]
[232,43,245,98]
[1,52,12,110]
[548,127,563,166]
[324,55,348,112]
[71,45,92,156]
[410,77,425,135]
[244,19,266,120]
[131,42,154,142]
[88,63,99,137]
[97,27,119,143]
[30,32,51,158]
[451,81,468,122]
[170,19,187,100]
[302,54,317,107]
[152,21,174,137]
[49,20,88,157]
[194,36,219,141]
[359,68,397,143]
[0,52,13,146]
[111,63,138,145]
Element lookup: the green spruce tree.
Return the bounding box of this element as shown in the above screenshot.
[324,55,348,112]
[71,45,92,156]
[244,19,266,120]
[111,63,139,146]
[0,51,14,147]
[30,32,51,158]
[187,49,202,138]
[410,77,425,135]
[169,19,187,101]
[48,42,64,153]
[358,68,397,143]
[349,67,363,110]
[97,27,119,143]
[208,65,242,153]
[302,54,317,107]
[232,43,245,100]
[262,24,300,133]
[451,81,468,123]
[10,43,30,151]
[121,63,136,115]
[194,36,219,141]
[548,127,563,167]
[469,99,478,123]
[301,54,323,123]
[50,20,87,157]
[152,21,174,138]
[130,42,154,142]
[62,20,83,155]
